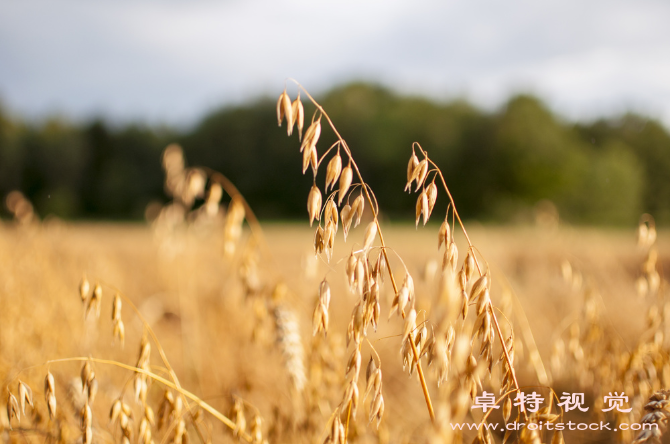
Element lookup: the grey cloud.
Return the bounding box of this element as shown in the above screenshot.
[1,0,669,125]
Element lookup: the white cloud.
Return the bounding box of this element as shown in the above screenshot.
[1,0,669,126]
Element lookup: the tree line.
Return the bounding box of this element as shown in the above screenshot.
[1,82,669,224]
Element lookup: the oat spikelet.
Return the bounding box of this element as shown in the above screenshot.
[87,283,102,319]
[273,304,307,392]
[7,392,20,427]
[313,279,331,336]
[368,377,384,428]
[79,275,90,302]
[637,214,657,248]
[405,151,419,192]
[402,308,417,342]
[464,250,475,282]
[307,184,322,226]
[438,217,450,250]
[45,370,56,419]
[112,293,122,321]
[632,390,670,443]
[276,89,292,129]
[113,320,126,346]
[351,194,365,228]
[470,274,489,305]
[325,198,338,231]
[251,415,263,444]
[310,146,318,176]
[300,119,321,154]
[276,91,284,127]
[426,181,437,217]
[416,189,428,227]
[345,348,362,379]
[18,380,33,414]
[232,398,246,438]
[81,361,92,392]
[139,416,152,444]
[224,197,246,257]
[174,420,186,444]
[324,410,346,444]
[314,225,325,255]
[338,163,353,205]
[363,221,377,250]
[110,399,122,424]
[389,272,415,318]
[302,144,314,175]
[410,159,428,192]
[291,94,305,140]
[326,153,343,192]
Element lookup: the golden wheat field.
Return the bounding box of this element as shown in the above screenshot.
[1,86,669,444]
[0,217,667,444]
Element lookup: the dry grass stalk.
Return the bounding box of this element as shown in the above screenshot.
[274,304,307,393]
[545,214,669,443]
[38,269,269,444]
[156,144,311,424]
[407,143,522,407]
[637,214,662,297]
[7,260,273,444]
[276,80,436,431]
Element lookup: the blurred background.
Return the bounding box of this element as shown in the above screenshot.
[1,0,669,224]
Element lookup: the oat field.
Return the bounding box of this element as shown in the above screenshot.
[0,84,668,444]
[0,219,666,444]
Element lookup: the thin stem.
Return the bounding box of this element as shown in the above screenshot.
[495,275,552,386]
[363,182,380,216]
[6,283,208,443]
[344,400,352,444]
[291,80,435,422]
[100,283,209,443]
[316,141,341,170]
[365,338,382,365]
[415,144,525,419]
[205,169,270,259]
[41,357,251,442]
[407,338,435,420]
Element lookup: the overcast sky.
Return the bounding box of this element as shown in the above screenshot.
[1,0,669,126]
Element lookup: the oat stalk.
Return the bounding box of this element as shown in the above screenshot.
[28,357,253,442]
[101,283,210,443]
[204,168,271,258]
[413,142,524,418]
[287,79,435,422]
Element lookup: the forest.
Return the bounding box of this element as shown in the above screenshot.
[1,82,668,224]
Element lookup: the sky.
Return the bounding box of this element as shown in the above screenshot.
[1,0,669,127]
